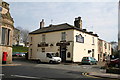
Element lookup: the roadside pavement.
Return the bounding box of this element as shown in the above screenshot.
[87,62,120,79]
[88,72,120,79]
[0,63,21,66]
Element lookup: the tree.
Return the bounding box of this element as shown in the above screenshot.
[16,26,29,46]
[110,41,118,58]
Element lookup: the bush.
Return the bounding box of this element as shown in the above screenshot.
[13,46,28,52]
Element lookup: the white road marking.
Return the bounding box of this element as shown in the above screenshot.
[11,75,39,79]
[11,75,55,80]
[83,67,87,68]
[0,74,4,76]
[100,69,104,71]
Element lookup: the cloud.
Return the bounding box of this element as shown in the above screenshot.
[4,0,119,2]
[8,2,118,42]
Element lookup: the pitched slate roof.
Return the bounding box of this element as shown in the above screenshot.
[29,23,98,37]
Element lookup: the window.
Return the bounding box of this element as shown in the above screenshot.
[0,7,2,11]
[42,34,45,42]
[41,48,45,52]
[67,52,71,58]
[104,43,107,49]
[88,50,91,53]
[1,28,7,45]
[109,44,110,50]
[7,29,10,45]
[99,41,102,47]
[56,52,59,57]
[30,49,32,58]
[103,53,107,56]
[92,49,94,57]
[61,32,66,41]
[92,37,94,45]
[100,53,102,57]
[46,53,52,58]
[31,37,32,42]
[1,28,11,45]
[76,34,84,43]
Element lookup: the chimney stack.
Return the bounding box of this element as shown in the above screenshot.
[74,17,82,29]
[40,19,44,29]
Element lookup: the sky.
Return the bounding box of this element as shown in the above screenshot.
[4,0,119,42]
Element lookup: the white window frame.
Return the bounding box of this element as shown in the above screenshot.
[61,32,66,41]
[42,34,45,42]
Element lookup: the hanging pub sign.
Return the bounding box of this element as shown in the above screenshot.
[76,34,84,43]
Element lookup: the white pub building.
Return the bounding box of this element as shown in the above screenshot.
[29,17,111,62]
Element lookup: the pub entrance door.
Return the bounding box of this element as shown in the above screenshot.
[60,46,66,62]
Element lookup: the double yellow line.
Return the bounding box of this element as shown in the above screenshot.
[82,72,100,79]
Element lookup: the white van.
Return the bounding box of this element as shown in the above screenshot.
[36,52,61,63]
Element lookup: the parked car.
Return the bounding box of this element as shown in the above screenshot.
[12,52,26,57]
[18,52,26,57]
[108,58,120,68]
[12,52,19,57]
[81,57,97,65]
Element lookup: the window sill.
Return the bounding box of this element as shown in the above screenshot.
[76,42,84,43]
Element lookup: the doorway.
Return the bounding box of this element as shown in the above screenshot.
[98,54,100,61]
[60,46,66,62]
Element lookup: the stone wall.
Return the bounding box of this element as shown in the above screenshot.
[0,46,12,64]
[0,1,14,64]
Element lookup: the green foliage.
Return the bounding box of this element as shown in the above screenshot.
[112,50,119,58]
[13,46,28,52]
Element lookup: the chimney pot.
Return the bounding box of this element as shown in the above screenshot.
[40,19,44,29]
[74,16,82,29]
[78,17,81,20]
[75,18,78,21]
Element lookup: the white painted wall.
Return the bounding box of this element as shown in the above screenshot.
[29,29,99,62]
[0,27,1,44]
[73,30,98,62]
[102,41,111,55]
[29,30,74,61]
